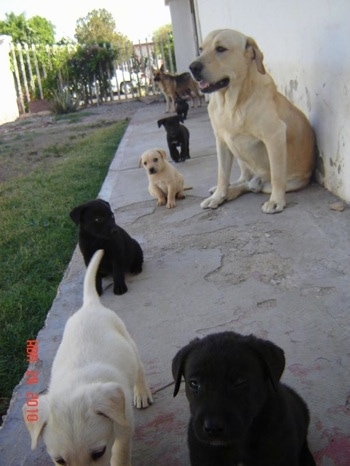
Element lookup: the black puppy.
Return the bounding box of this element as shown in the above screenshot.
[157,115,190,163]
[172,331,316,466]
[175,93,189,120]
[70,199,143,295]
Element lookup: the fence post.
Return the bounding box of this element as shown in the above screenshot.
[0,35,19,124]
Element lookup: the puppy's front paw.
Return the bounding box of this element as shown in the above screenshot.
[157,198,166,206]
[262,199,285,214]
[166,200,176,208]
[134,386,153,409]
[114,283,128,295]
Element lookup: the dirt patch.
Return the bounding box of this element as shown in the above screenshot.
[0,97,161,183]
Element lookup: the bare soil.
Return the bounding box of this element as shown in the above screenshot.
[0,98,160,183]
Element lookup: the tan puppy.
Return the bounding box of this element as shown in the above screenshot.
[23,249,153,466]
[139,148,188,208]
[190,29,315,213]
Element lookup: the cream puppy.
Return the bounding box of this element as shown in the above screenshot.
[139,148,187,208]
[23,249,153,466]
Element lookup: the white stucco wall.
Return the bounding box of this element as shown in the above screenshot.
[168,0,350,202]
[166,0,199,73]
[0,36,19,125]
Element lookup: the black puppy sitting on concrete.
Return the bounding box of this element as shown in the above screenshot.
[175,93,189,120]
[172,331,316,466]
[70,199,143,295]
[157,115,190,163]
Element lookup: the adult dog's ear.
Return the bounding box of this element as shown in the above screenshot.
[249,336,285,390]
[245,37,265,75]
[157,118,165,128]
[172,338,200,397]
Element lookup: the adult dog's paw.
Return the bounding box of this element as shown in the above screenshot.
[262,199,285,214]
[200,194,224,209]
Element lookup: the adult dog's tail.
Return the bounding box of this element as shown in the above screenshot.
[83,249,104,305]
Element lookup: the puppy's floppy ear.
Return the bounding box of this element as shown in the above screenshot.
[157,149,167,160]
[139,156,144,168]
[98,198,111,208]
[157,118,165,128]
[92,382,128,427]
[245,37,265,75]
[172,338,200,397]
[249,336,285,391]
[22,394,50,450]
[69,203,86,225]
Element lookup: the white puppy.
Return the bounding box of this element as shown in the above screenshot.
[23,249,153,466]
[139,148,188,208]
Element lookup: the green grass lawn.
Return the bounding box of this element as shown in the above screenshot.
[0,120,128,419]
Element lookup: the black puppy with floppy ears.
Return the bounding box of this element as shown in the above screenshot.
[172,331,316,466]
[175,93,189,120]
[70,199,143,295]
[157,115,190,163]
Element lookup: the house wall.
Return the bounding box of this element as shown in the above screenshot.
[0,36,19,125]
[167,0,350,202]
[166,0,198,73]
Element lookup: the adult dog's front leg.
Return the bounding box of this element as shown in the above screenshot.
[262,124,287,214]
[201,140,233,209]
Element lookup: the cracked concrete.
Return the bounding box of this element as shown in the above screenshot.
[0,102,350,465]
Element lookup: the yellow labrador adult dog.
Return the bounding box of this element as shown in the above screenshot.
[139,148,188,208]
[23,249,153,466]
[190,29,315,213]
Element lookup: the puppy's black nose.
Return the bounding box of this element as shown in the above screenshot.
[203,419,224,437]
[189,60,203,79]
[149,167,156,174]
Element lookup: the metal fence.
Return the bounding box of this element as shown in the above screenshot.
[9,37,176,113]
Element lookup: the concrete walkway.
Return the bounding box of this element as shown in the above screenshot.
[0,102,349,465]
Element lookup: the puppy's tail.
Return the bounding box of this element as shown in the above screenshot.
[83,249,104,305]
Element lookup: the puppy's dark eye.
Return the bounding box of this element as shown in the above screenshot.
[153,158,158,162]
[216,46,227,53]
[189,380,200,392]
[55,459,66,465]
[231,378,247,389]
[143,161,147,166]
[91,446,106,461]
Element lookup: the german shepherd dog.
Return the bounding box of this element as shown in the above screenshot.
[153,65,203,113]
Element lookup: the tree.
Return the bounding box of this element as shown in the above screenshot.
[0,12,55,45]
[75,9,130,49]
[152,24,175,72]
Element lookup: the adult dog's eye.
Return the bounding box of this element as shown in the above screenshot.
[94,217,104,224]
[91,446,106,461]
[189,380,200,392]
[216,46,227,53]
[55,459,66,465]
